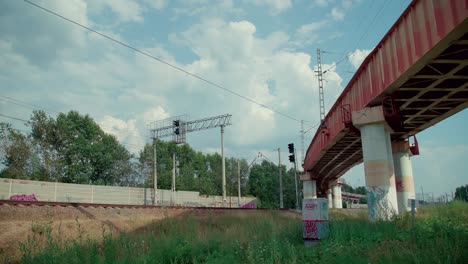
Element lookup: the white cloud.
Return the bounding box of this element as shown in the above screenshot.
[143,0,166,10]
[330,7,345,21]
[143,106,170,124]
[171,1,244,20]
[86,0,144,23]
[348,48,372,69]
[294,20,328,46]
[162,18,324,145]
[0,0,89,64]
[328,0,359,21]
[297,21,327,35]
[99,116,144,153]
[313,0,334,7]
[251,0,292,15]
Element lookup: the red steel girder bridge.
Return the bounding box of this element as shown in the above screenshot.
[303,0,468,194]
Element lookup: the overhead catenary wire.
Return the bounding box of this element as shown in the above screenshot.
[0,113,29,123]
[257,151,276,165]
[22,0,311,127]
[322,0,391,75]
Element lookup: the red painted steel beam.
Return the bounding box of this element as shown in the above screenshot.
[304,0,467,172]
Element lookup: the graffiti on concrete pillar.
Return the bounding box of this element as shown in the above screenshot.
[304,220,318,238]
[367,187,391,220]
[303,220,329,239]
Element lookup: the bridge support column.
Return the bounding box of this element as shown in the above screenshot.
[392,141,416,213]
[327,189,333,208]
[332,184,342,208]
[353,105,398,221]
[303,179,317,199]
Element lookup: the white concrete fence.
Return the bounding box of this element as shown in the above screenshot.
[0,178,256,208]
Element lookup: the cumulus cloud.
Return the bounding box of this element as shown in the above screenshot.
[0,0,89,65]
[1,0,344,158]
[143,106,170,124]
[250,0,292,15]
[313,0,334,7]
[86,0,144,23]
[143,0,166,10]
[99,116,144,153]
[330,7,345,21]
[171,1,244,20]
[295,20,328,46]
[328,0,358,21]
[348,48,372,69]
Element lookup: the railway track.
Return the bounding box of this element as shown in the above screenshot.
[0,199,291,211]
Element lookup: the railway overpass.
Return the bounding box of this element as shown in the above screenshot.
[301,0,468,220]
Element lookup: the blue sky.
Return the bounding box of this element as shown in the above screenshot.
[0,0,466,199]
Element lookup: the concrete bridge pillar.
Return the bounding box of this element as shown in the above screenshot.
[332,184,342,208]
[353,105,399,220]
[327,189,333,208]
[392,141,416,213]
[303,179,317,199]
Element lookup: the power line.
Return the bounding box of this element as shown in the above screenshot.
[1,96,59,115]
[257,152,275,165]
[322,0,390,75]
[22,0,310,127]
[0,113,29,123]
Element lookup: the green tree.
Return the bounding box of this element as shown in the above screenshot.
[342,183,355,193]
[0,123,33,179]
[29,110,133,185]
[29,110,63,181]
[355,186,367,195]
[248,160,295,209]
[454,185,468,202]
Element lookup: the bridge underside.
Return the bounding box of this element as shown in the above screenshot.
[311,20,468,193]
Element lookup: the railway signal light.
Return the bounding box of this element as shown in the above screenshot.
[173,120,180,135]
[288,143,294,154]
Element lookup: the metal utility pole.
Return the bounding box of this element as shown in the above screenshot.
[421,186,424,204]
[171,153,176,205]
[301,120,305,165]
[221,125,226,207]
[278,148,284,209]
[316,48,326,125]
[293,150,299,210]
[153,138,158,205]
[237,159,241,207]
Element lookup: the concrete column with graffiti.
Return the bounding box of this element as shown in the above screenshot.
[302,198,329,245]
[392,140,416,213]
[353,105,399,221]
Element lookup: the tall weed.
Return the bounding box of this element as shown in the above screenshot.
[18,202,468,263]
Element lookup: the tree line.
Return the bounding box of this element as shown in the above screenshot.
[1,110,302,208]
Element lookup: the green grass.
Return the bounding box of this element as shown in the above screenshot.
[18,202,468,264]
